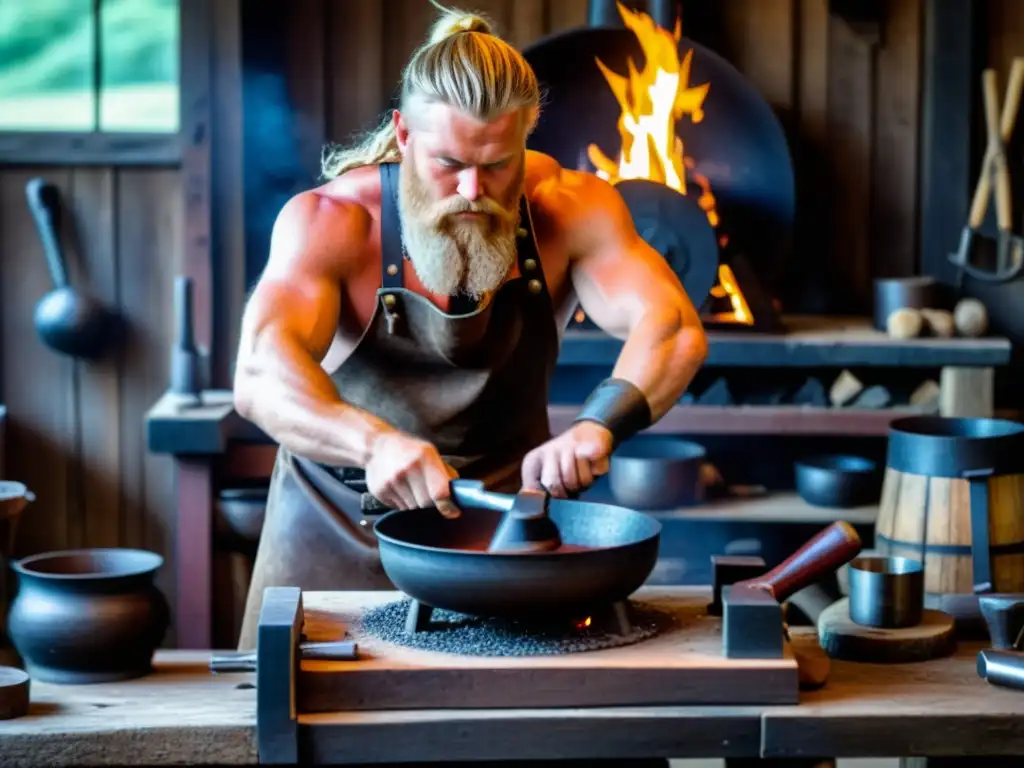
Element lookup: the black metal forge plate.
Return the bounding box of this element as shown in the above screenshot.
[522,27,795,293]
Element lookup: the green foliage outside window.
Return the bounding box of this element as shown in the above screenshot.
[0,0,179,133]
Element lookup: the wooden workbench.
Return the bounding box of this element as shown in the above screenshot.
[1,633,1022,765]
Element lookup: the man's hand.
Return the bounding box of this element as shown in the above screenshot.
[520,421,614,498]
[365,432,461,518]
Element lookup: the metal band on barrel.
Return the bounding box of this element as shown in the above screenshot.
[572,378,652,448]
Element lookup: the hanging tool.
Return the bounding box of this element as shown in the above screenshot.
[949,60,1024,285]
[24,178,121,360]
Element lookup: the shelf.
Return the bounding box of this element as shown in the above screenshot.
[549,404,921,436]
[649,491,878,525]
[147,391,925,456]
[580,477,878,525]
[559,315,1012,368]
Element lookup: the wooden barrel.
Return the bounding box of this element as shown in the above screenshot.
[876,416,1024,628]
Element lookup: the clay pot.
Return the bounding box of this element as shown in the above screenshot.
[8,548,169,684]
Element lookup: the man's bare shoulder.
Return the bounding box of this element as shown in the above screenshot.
[524,151,629,233]
[267,166,381,278]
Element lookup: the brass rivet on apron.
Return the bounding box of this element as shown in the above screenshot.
[528,279,543,294]
[382,294,397,308]
[386,264,398,276]
[523,258,537,272]
[517,227,528,238]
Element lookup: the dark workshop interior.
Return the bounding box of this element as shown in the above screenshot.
[1,1,1024,765]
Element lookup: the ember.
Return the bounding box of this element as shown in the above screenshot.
[357,599,676,657]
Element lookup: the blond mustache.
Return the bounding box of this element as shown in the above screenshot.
[432,196,516,224]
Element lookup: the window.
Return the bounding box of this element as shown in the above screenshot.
[0,0,180,134]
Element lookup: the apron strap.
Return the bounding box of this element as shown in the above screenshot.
[378,162,405,289]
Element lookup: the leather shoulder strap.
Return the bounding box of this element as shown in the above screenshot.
[378,162,404,289]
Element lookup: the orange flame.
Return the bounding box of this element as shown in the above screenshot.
[587,3,753,325]
[586,2,715,225]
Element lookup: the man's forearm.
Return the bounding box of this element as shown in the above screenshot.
[234,335,394,467]
[610,308,707,420]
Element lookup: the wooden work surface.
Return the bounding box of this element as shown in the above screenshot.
[3,591,1023,764]
[302,630,1024,763]
[297,588,799,712]
[0,651,256,767]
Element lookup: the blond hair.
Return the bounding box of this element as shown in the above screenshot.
[320,2,540,179]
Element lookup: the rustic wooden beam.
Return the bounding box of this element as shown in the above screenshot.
[174,458,213,649]
[179,0,215,368]
[918,0,984,287]
[0,133,180,167]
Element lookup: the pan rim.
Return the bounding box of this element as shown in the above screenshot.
[372,507,662,558]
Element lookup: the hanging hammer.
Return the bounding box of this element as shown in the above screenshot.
[949,59,1024,283]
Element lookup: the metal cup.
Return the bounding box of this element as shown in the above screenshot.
[848,555,924,628]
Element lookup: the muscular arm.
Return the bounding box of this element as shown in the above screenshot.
[233,192,393,466]
[561,171,708,419]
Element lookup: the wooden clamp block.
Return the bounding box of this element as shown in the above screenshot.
[722,584,785,659]
[256,586,303,765]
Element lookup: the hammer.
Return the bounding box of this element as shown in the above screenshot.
[979,593,1024,651]
[949,60,1024,284]
[722,521,863,660]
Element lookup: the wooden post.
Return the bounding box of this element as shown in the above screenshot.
[175,458,214,649]
[939,366,995,417]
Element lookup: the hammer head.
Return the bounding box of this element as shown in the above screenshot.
[979,593,1024,650]
[722,583,784,659]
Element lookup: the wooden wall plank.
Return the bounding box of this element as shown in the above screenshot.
[327,0,385,148]
[211,0,246,377]
[382,0,438,113]
[789,0,831,311]
[825,15,875,311]
[988,0,1024,82]
[116,169,181,645]
[871,0,922,279]
[0,169,76,557]
[179,0,215,382]
[546,0,588,32]
[722,0,796,119]
[68,169,122,549]
[286,0,327,183]
[506,0,546,48]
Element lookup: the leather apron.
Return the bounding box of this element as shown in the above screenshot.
[238,162,560,650]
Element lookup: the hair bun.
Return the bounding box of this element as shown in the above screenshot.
[428,8,493,44]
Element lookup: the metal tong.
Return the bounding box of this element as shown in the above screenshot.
[950,60,1024,284]
[210,640,359,673]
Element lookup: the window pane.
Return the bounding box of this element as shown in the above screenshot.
[0,0,96,131]
[99,0,179,133]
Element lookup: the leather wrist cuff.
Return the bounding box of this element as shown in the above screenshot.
[572,378,652,448]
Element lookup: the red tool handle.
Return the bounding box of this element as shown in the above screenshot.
[734,521,862,603]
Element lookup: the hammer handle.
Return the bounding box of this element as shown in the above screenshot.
[735,521,862,604]
[968,61,1024,230]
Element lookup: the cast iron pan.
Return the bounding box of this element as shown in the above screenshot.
[369,480,661,619]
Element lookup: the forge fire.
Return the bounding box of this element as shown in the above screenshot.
[577,3,755,327]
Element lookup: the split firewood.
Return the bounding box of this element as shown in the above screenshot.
[850,385,891,409]
[954,298,989,337]
[886,307,923,339]
[792,377,828,407]
[920,308,955,337]
[829,370,863,406]
[699,462,724,489]
[909,380,941,413]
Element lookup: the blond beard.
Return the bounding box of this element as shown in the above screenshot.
[397,159,523,300]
